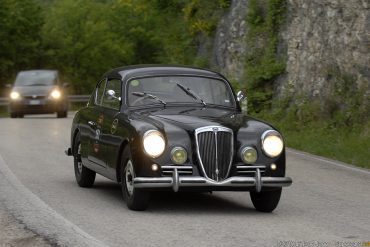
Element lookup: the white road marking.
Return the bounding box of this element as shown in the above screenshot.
[0,154,108,247]
[287,148,370,175]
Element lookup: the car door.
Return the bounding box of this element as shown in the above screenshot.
[86,78,107,169]
[99,78,123,176]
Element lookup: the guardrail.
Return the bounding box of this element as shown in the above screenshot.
[0,95,90,106]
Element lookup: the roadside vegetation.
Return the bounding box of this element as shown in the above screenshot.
[0,0,230,94]
[0,0,368,169]
[243,0,370,169]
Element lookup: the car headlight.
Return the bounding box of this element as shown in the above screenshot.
[143,130,165,158]
[10,91,20,100]
[50,89,61,99]
[171,147,187,165]
[240,146,257,164]
[261,130,284,158]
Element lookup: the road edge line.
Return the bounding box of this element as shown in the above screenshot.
[0,154,108,247]
[287,148,370,175]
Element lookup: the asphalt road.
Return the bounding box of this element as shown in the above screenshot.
[0,113,369,247]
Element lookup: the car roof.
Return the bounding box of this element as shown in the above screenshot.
[102,65,224,81]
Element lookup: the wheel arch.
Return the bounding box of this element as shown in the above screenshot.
[116,139,130,182]
[72,128,80,154]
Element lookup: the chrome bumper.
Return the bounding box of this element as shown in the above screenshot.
[133,166,292,192]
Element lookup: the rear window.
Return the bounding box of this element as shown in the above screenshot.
[14,71,57,86]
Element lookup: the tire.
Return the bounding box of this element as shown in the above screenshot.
[73,133,96,187]
[10,113,17,118]
[18,114,24,118]
[57,111,67,118]
[120,147,150,211]
[250,188,282,213]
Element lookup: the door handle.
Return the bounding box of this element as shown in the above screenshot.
[88,121,97,127]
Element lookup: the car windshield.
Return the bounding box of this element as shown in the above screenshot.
[14,71,57,86]
[127,76,236,107]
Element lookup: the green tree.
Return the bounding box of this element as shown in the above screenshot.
[0,0,43,87]
[42,0,135,93]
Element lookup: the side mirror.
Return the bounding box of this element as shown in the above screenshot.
[63,82,70,88]
[236,91,247,102]
[106,89,121,101]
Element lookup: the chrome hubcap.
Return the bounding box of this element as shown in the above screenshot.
[77,143,83,174]
[125,160,135,196]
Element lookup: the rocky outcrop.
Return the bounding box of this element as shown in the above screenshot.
[278,0,370,102]
[212,0,370,109]
[212,0,248,81]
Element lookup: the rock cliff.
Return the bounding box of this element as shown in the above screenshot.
[212,0,370,108]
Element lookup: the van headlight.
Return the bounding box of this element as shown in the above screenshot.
[261,130,284,158]
[10,91,21,100]
[50,89,61,99]
[143,130,165,158]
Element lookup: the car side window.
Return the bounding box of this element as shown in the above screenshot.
[95,79,107,106]
[101,79,121,110]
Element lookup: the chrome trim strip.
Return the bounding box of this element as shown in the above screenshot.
[161,165,193,169]
[173,168,179,192]
[133,176,292,189]
[236,165,266,169]
[194,126,234,182]
[236,165,266,174]
[215,130,219,181]
[255,168,262,192]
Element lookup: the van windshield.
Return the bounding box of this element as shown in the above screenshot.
[14,71,57,86]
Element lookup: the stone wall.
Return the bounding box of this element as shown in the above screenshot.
[212,0,370,107]
[212,0,248,81]
[278,0,370,102]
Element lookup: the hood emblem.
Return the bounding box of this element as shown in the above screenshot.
[32,95,37,99]
[212,127,219,132]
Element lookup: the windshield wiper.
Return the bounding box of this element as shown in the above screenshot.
[131,92,166,106]
[176,83,206,106]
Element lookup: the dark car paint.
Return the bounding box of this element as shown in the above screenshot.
[70,66,286,190]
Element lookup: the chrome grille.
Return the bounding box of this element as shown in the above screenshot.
[195,126,233,181]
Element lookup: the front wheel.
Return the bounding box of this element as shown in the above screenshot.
[121,147,150,211]
[250,188,282,212]
[73,134,96,187]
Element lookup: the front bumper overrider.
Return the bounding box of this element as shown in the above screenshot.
[133,165,292,192]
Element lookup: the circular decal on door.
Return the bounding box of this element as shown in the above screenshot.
[111,119,118,134]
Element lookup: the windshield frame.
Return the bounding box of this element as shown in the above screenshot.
[125,74,237,109]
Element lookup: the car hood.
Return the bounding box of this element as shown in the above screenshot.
[11,85,56,96]
[129,106,274,134]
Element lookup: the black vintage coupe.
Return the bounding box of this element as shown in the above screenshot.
[66,65,292,211]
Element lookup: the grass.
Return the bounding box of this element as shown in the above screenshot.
[0,106,8,117]
[262,117,370,169]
